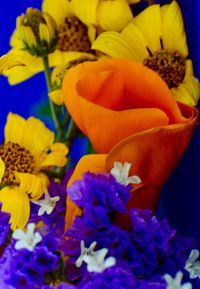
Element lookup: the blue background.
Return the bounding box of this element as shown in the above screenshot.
[0,0,200,240]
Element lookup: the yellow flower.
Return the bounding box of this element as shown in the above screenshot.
[0,113,68,229]
[0,0,135,85]
[16,8,57,57]
[92,1,200,106]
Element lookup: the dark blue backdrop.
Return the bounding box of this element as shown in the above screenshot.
[0,0,199,240]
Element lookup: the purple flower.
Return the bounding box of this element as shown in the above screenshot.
[0,206,11,247]
[79,266,137,289]
[67,172,131,213]
[0,231,60,288]
[30,170,72,236]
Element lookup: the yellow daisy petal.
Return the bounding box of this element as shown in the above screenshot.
[20,116,55,155]
[51,143,69,154]
[70,0,99,25]
[133,4,162,52]
[185,59,194,77]
[3,65,38,85]
[172,60,200,106]
[10,29,23,48]
[0,186,30,230]
[42,0,72,25]
[39,23,51,44]
[122,22,149,62]
[37,142,68,170]
[171,75,200,106]
[49,89,64,105]
[88,25,97,43]
[0,158,5,182]
[16,172,49,200]
[5,113,26,145]
[92,31,136,59]
[5,113,54,155]
[161,0,188,57]
[97,0,133,32]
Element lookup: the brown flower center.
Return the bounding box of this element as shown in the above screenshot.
[57,17,92,52]
[143,46,186,89]
[0,141,35,185]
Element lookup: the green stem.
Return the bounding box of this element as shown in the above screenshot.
[65,119,77,147]
[42,56,60,132]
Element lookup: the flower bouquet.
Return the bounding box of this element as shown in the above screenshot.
[0,0,200,288]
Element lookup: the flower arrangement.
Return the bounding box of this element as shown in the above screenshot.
[0,0,200,288]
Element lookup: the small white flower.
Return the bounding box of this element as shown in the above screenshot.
[164,271,192,289]
[76,240,116,273]
[76,240,97,267]
[32,191,60,216]
[185,249,200,279]
[84,248,116,273]
[111,161,141,186]
[12,223,42,251]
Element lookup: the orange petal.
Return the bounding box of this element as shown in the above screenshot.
[106,102,198,212]
[65,154,107,230]
[63,59,189,153]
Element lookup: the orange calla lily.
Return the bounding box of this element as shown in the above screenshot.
[62,58,198,229]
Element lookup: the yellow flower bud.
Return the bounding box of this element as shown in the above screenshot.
[16,7,58,57]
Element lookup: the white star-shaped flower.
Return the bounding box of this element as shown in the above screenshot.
[12,223,42,251]
[84,248,116,273]
[32,191,60,216]
[164,271,192,289]
[111,162,141,186]
[75,240,97,267]
[75,240,116,273]
[185,249,200,279]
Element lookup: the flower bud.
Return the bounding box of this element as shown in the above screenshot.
[16,8,57,57]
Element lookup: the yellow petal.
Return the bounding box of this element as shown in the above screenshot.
[0,186,30,230]
[5,113,54,155]
[97,0,133,32]
[42,0,72,25]
[39,23,50,44]
[88,24,97,43]
[20,116,55,155]
[171,75,200,106]
[51,142,69,154]
[49,50,95,67]
[5,113,26,145]
[70,0,99,25]
[49,89,64,105]
[20,26,37,48]
[3,65,39,85]
[185,59,194,77]
[122,22,149,62]
[133,4,162,52]
[0,158,5,182]
[16,172,49,200]
[161,0,188,57]
[37,143,68,170]
[0,49,45,84]
[10,29,23,48]
[38,151,68,169]
[92,31,136,59]
[171,60,200,106]
[43,12,57,40]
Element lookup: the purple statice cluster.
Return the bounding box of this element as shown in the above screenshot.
[0,171,200,288]
[0,232,60,288]
[0,207,10,247]
[63,172,200,289]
